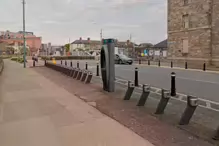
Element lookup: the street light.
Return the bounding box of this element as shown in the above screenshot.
[22,0,26,68]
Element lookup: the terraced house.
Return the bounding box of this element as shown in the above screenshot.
[168,0,219,66]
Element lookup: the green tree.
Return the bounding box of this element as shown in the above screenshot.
[64,44,70,52]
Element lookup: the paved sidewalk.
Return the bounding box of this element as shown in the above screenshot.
[0,60,154,146]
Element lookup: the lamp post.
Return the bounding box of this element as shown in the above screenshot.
[22,0,26,68]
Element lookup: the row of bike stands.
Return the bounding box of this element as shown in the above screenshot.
[45,61,93,84]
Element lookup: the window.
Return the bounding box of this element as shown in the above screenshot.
[184,0,189,5]
[183,14,189,28]
[182,39,189,53]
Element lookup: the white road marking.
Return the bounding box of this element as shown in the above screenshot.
[177,76,219,85]
[120,68,219,85]
[206,102,211,108]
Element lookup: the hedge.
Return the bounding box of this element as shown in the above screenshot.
[11,57,24,63]
[41,56,95,60]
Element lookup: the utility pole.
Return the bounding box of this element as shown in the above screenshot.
[100,29,103,44]
[22,0,26,68]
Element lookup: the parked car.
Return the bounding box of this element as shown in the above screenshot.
[115,54,133,65]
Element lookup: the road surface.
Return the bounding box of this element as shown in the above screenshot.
[55,60,219,103]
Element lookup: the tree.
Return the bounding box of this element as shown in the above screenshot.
[64,44,70,52]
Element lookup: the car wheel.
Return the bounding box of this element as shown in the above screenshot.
[129,62,133,65]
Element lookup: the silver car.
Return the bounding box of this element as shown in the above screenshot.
[115,54,133,65]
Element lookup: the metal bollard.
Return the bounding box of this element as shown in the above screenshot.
[213,126,219,140]
[203,63,206,71]
[185,62,188,69]
[65,60,67,66]
[70,61,73,67]
[96,63,99,76]
[33,60,35,67]
[179,96,199,125]
[171,61,173,68]
[124,81,135,100]
[73,68,79,79]
[81,70,88,82]
[61,60,62,65]
[44,60,47,66]
[76,69,83,80]
[171,72,176,96]
[139,59,141,64]
[158,60,160,67]
[77,61,79,68]
[85,71,93,84]
[70,68,75,77]
[134,67,139,87]
[85,62,88,70]
[155,89,171,114]
[67,68,72,76]
[148,60,150,65]
[137,84,150,106]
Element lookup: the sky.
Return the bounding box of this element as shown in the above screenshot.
[0,0,167,45]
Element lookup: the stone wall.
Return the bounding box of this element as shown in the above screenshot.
[212,0,219,62]
[168,0,213,64]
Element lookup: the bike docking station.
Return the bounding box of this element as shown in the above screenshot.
[100,39,115,92]
[44,59,93,84]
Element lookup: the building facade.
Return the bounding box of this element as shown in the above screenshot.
[168,0,219,65]
[0,30,42,55]
[70,37,101,52]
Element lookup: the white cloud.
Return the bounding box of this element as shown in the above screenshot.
[0,0,167,45]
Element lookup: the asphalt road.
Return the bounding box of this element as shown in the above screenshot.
[55,60,219,103]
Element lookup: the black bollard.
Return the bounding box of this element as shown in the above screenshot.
[155,89,171,114]
[179,96,199,125]
[96,63,100,76]
[171,72,176,96]
[77,61,79,68]
[171,61,173,68]
[148,60,150,65]
[81,70,88,82]
[137,84,150,106]
[124,81,135,100]
[70,61,73,67]
[139,59,141,64]
[158,60,160,67]
[185,62,188,69]
[65,60,67,66]
[33,60,35,67]
[85,62,88,70]
[203,63,206,71]
[61,60,62,65]
[85,72,93,84]
[134,67,139,87]
[44,60,47,66]
[213,126,219,140]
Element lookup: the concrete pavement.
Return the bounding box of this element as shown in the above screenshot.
[0,60,154,146]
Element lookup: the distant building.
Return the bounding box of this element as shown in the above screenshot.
[70,37,101,52]
[0,30,42,55]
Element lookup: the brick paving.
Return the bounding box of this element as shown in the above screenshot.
[0,60,153,146]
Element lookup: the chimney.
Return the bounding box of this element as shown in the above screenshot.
[79,37,82,41]
[87,37,90,43]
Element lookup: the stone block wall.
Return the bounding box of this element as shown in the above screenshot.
[168,0,215,64]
